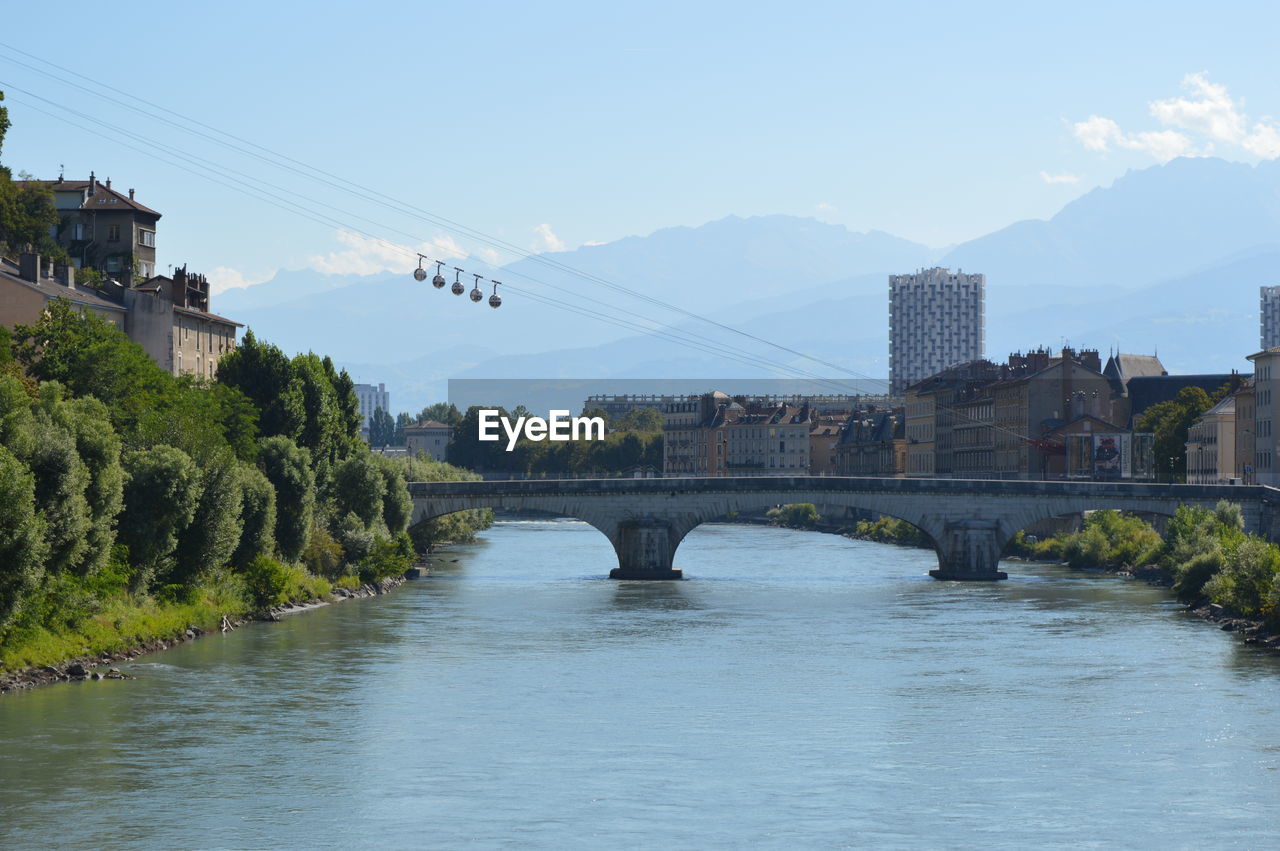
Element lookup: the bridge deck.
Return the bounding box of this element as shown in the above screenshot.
[408,476,1278,501]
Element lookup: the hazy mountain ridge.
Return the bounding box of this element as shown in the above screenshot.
[216,157,1277,410]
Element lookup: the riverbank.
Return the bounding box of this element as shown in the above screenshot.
[0,575,407,695]
[768,502,1280,654]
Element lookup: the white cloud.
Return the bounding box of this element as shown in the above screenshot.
[530,223,566,253]
[1073,115,1121,152]
[815,202,838,215]
[1071,115,1196,163]
[1150,72,1246,143]
[308,230,466,276]
[206,265,276,295]
[1073,73,1280,162]
[1039,170,1081,185]
[478,247,501,265]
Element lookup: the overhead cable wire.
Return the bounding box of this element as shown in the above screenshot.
[0,42,888,389]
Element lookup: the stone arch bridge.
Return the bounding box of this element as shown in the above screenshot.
[408,477,1280,581]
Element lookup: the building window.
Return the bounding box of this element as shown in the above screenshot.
[138,229,156,248]
[139,261,155,279]
[107,225,120,242]
[71,223,86,240]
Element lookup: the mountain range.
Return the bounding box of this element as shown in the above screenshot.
[215,156,1279,412]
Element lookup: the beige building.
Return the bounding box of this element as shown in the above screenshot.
[1233,379,1256,483]
[0,253,239,378]
[127,267,240,378]
[662,392,731,476]
[808,416,845,475]
[724,404,812,476]
[836,409,905,476]
[405,419,452,462]
[0,254,128,330]
[1246,348,1280,485]
[1186,396,1237,484]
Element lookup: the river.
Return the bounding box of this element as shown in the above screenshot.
[2,519,1279,848]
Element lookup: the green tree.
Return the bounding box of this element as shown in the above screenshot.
[327,360,363,446]
[767,503,821,529]
[45,391,124,578]
[132,377,258,464]
[28,409,91,577]
[418,402,462,426]
[394,411,412,446]
[0,90,9,161]
[1138,386,1220,482]
[119,446,201,591]
[373,453,413,534]
[612,406,663,433]
[334,511,375,563]
[368,407,396,447]
[233,464,277,570]
[172,451,245,583]
[259,436,315,562]
[291,352,345,488]
[12,300,167,427]
[0,444,48,629]
[215,329,303,439]
[0,93,61,258]
[332,451,387,528]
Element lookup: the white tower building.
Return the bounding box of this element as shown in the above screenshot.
[888,267,985,394]
[1261,285,1280,349]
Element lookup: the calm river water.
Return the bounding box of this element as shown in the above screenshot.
[3,520,1280,848]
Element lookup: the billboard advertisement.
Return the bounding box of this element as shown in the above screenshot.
[1090,433,1133,480]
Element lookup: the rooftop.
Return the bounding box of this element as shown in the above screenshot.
[18,175,162,218]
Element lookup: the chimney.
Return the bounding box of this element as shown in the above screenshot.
[18,253,41,283]
[128,188,135,200]
[56,264,75,290]
[87,171,96,196]
[105,177,112,190]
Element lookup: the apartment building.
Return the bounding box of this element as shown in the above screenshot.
[0,254,240,378]
[1186,396,1237,484]
[18,173,160,280]
[1263,286,1280,350]
[888,267,984,394]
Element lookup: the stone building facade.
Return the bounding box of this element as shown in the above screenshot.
[405,419,452,462]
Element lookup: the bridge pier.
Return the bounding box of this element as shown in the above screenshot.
[928,519,1008,581]
[608,519,684,580]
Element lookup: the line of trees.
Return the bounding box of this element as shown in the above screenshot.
[0,304,489,651]
[445,405,662,476]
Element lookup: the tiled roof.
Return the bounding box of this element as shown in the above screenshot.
[21,178,162,217]
[0,258,127,314]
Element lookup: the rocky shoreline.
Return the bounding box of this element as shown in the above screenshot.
[0,575,408,696]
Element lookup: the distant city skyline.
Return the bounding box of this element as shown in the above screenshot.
[3,2,1280,293]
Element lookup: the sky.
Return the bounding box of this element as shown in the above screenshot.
[3,0,1280,293]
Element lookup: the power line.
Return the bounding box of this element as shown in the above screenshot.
[1,55,1050,445]
[0,42,889,388]
[0,83,888,398]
